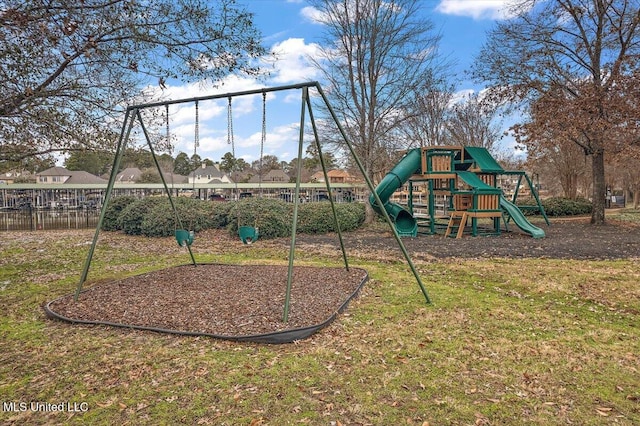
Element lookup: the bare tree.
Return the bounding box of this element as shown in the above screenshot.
[445,92,503,151]
[403,83,455,147]
[473,0,640,224]
[0,0,267,165]
[526,137,591,199]
[309,0,446,183]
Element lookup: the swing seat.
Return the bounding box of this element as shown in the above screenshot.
[175,229,195,247]
[238,226,259,245]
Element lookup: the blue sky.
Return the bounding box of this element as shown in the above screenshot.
[151,0,518,165]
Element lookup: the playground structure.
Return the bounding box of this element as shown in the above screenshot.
[370,146,548,238]
[75,82,432,333]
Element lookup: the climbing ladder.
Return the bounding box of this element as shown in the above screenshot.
[444,211,468,239]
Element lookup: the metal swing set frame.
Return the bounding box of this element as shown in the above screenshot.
[75,81,430,321]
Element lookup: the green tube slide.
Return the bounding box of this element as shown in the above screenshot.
[369,148,422,237]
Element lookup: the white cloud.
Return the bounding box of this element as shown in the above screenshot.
[436,0,520,20]
[270,38,322,84]
[448,89,476,107]
[300,6,325,24]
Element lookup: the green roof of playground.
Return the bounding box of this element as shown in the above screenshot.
[464,147,504,173]
[456,171,502,194]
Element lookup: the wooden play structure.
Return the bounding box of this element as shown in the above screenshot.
[371,146,548,238]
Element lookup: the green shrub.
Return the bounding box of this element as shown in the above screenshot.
[210,201,236,229]
[514,198,540,216]
[117,197,165,235]
[140,197,215,237]
[516,197,592,217]
[101,196,137,231]
[543,197,592,216]
[297,202,366,234]
[226,198,292,239]
[105,195,367,239]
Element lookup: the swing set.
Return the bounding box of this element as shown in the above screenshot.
[75,82,431,322]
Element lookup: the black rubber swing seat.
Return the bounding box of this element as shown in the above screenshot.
[175,229,195,247]
[238,226,259,245]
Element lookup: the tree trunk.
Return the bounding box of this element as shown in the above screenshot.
[623,189,629,208]
[364,190,376,224]
[590,150,606,224]
[362,159,378,224]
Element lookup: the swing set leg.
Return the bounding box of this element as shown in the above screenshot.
[186,244,197,266]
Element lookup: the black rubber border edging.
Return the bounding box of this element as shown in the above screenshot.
[44,264,368,344]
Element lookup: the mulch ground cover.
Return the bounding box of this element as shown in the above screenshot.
[291,217,640,260]
[46,264,368,343]
[44,215,639,342]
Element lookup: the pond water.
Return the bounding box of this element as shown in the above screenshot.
[0,208,101,231]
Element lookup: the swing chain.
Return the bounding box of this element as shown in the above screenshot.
[194,100,200,155]
[259,92,266,193]
[227,96,239,199]
[227,97,234,153]
[165,104,171,151]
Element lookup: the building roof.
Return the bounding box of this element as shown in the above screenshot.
[116,167,143,182]
[36,167,72,177]
[263,169,290,182]
[65,171,108,184]
[161,172,188,184]
[327,169,351,178]
[248,169,290,183]
[36,167,106,184]
[309,169,357,183]
[309,171,324,182]
[189,164,225,179]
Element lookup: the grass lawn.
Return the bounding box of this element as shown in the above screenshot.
[1,214,639,425]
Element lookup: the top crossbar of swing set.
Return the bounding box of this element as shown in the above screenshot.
[126,81,322,112]
[75,81,431,323]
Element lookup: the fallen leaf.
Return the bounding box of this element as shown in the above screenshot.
[596,407,613,416]
[95,400,114,408]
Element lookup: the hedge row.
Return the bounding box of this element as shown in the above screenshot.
[102,197,366,239]
[516,197,593,217]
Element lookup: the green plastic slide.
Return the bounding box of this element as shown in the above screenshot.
[499,195,545,238]
[369,148,422,237]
